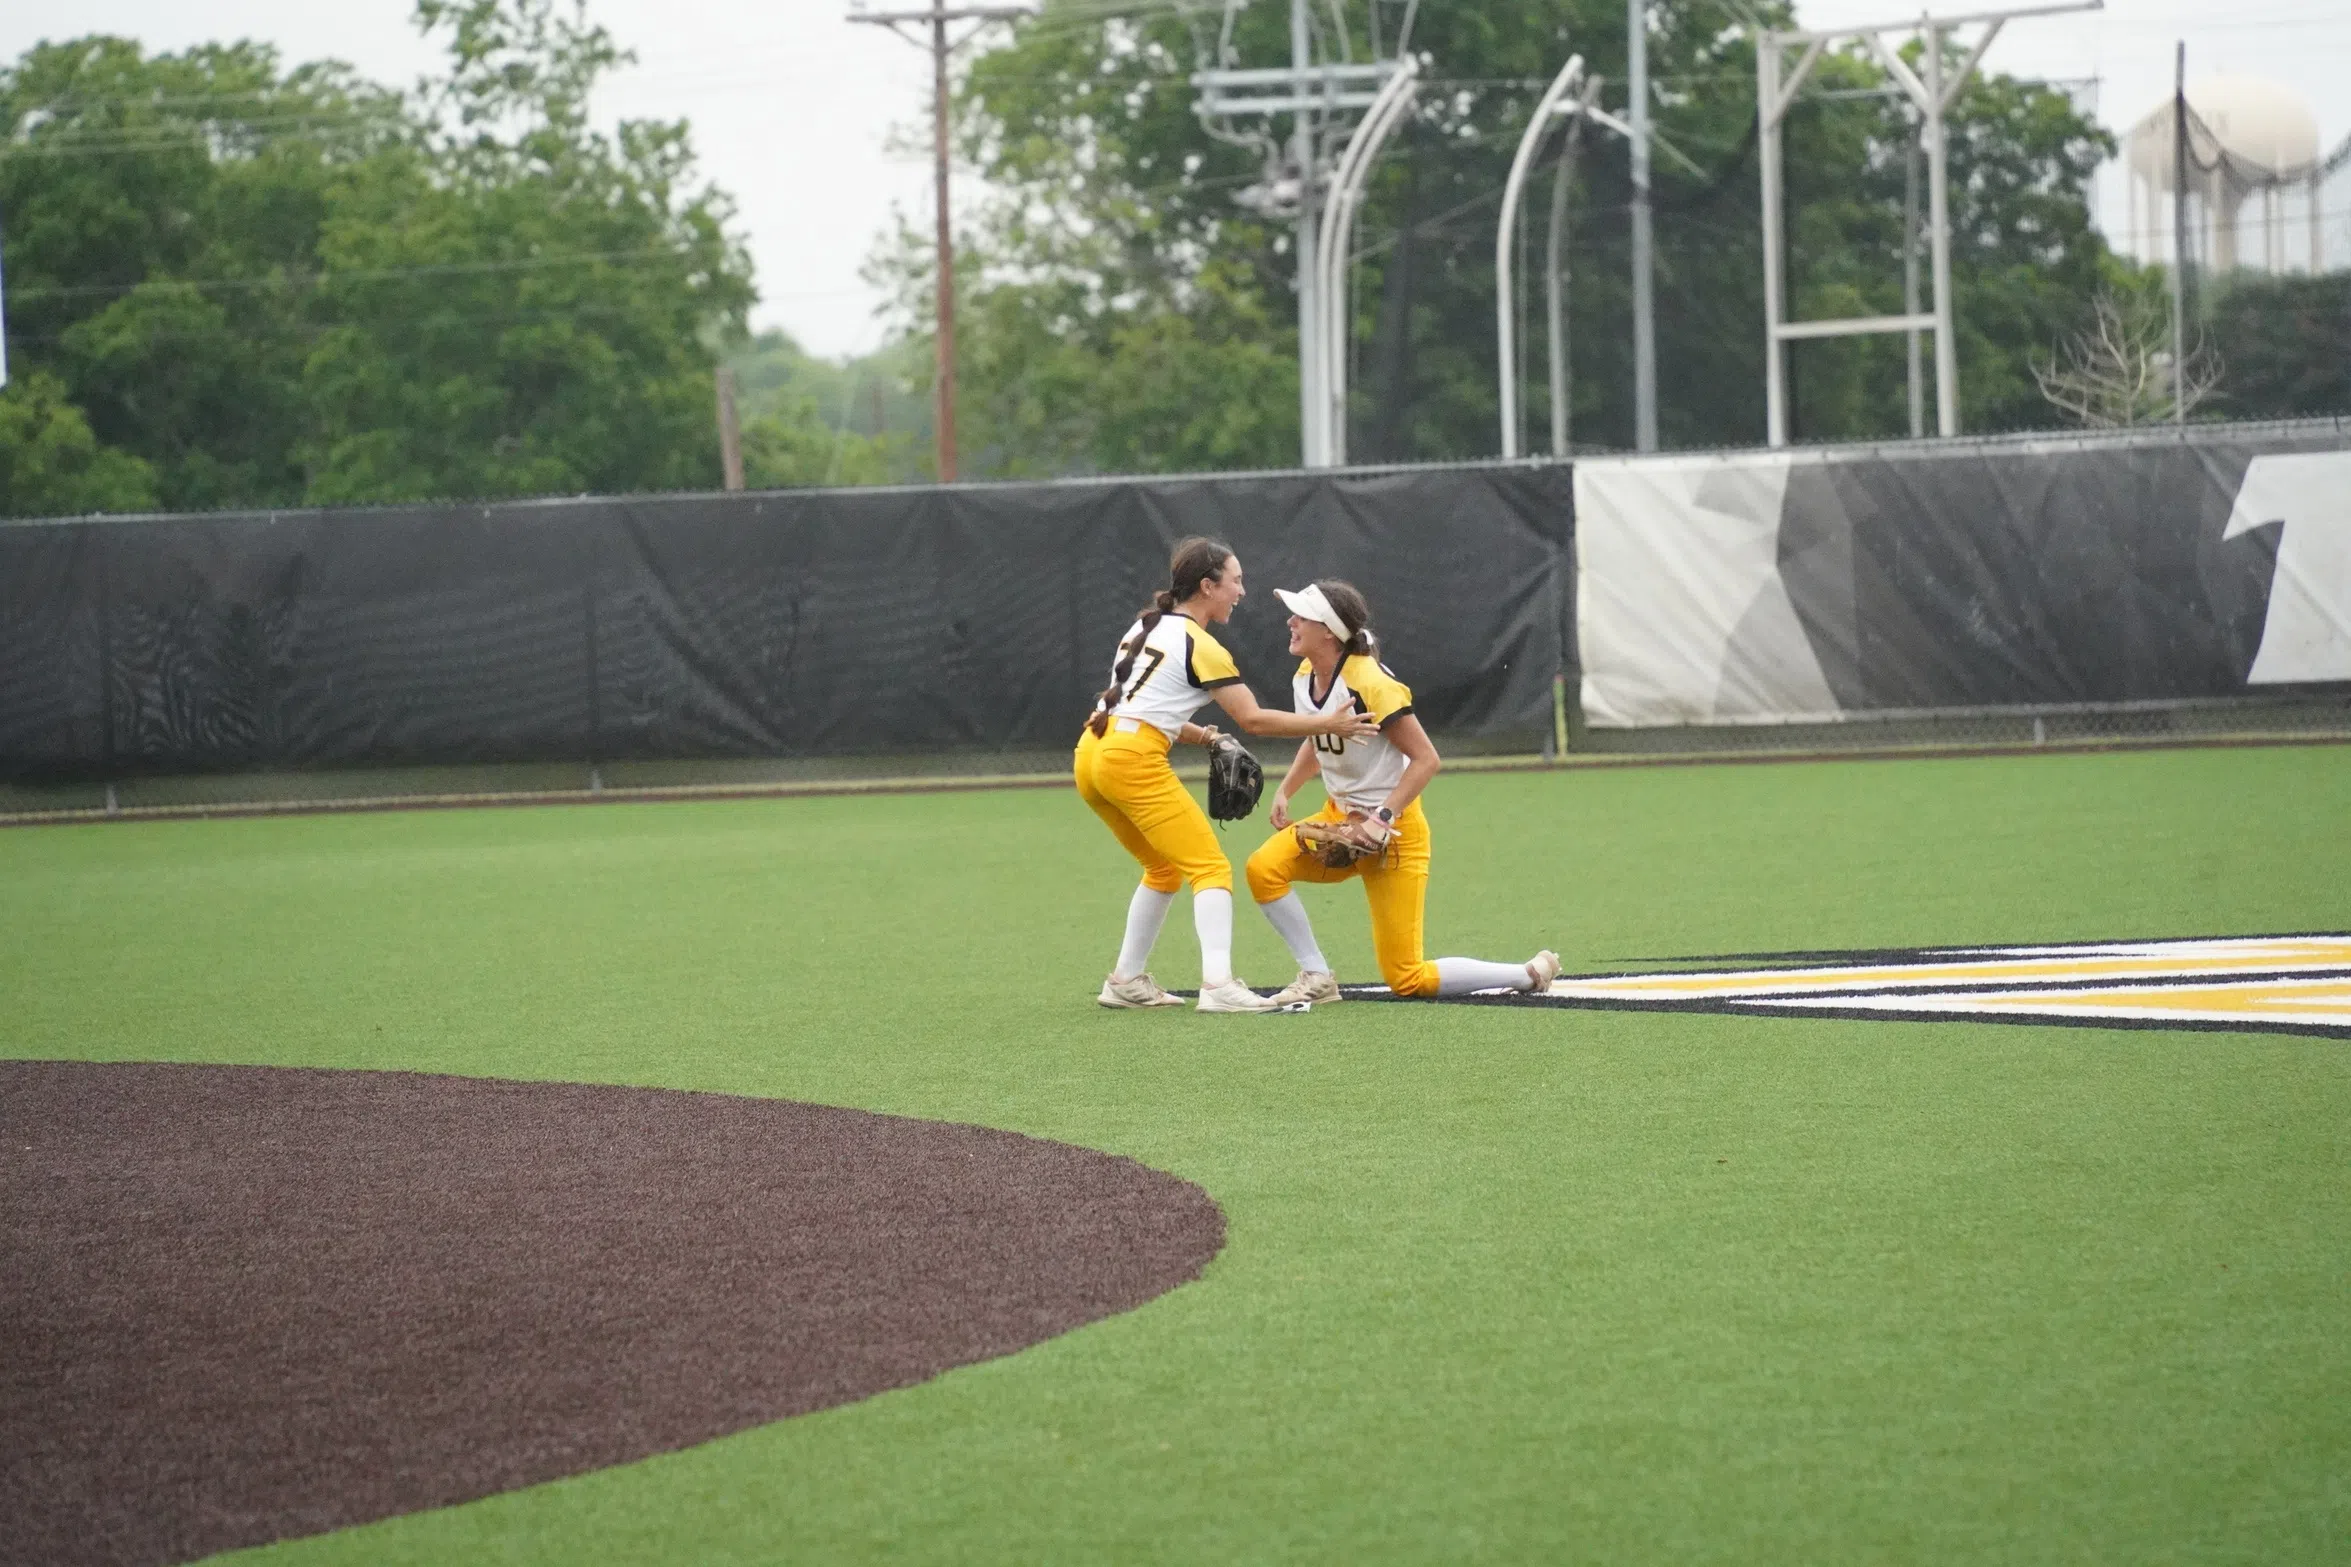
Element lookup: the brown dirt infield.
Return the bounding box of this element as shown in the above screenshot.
[0,1060,1225,1567]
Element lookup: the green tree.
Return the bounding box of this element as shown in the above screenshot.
[298,0,753,501]
[737,400,908,489]
[892,0,2116,472]
[0,0,754,516]
[2204,271,2351,421]
[0,37,401,509]
[0,370,157,516]
[723,328,925,486]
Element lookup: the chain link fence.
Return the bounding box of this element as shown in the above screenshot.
[1566,693,2351,758]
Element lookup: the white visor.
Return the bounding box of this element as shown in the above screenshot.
[1275,585,1352,645]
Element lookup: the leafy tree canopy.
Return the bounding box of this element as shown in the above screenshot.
[722,328,926,487]
[0,0,752,517]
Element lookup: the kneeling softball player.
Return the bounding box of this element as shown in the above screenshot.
[1247,580,1561,1006]
[1076,538,1375,1013]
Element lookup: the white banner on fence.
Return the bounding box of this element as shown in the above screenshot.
[1575,453,1838,729]
[2225,451,2351,685]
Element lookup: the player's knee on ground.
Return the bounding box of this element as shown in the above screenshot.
[1384,958,1441,997]
[1244,840,1292,904]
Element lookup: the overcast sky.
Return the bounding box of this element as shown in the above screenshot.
[5,1,2345,361]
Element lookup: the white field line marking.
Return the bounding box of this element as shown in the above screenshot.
[1552,937,2351,1001]
[1739,976,2351,1030]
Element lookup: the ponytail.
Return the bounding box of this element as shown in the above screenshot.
[1088,538,1233,736]
[1088,609,1167,737]
[1316,579,1379,659]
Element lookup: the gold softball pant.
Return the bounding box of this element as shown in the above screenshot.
[1244,799,1438,996]
[1073,721,1234,895]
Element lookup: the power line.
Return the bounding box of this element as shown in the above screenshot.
[5,245,728,307]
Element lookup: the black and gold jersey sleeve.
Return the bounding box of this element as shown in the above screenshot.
[1186,625,1243,689]
[1342,654,1414,726]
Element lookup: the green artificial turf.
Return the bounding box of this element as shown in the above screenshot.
[5,745,2349,1564]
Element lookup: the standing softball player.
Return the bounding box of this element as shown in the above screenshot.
[1246,579,1561,1006]
[1077,538,1376,1013]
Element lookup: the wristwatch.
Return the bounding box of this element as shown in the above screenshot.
[1373,806,1396,826]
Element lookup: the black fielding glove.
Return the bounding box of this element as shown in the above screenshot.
[1205,736,1264,821]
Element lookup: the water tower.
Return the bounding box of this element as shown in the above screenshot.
[2125,74,2323,274]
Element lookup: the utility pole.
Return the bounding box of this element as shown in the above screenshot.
[1628,0,1657,452]
[848,1,1033,483]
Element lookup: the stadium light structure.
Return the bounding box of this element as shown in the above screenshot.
[1496,56,1589,462]
[1755,0,2101,447]
[1540,73,1606,458]
[1496,59,1701,459]
[1313,59,1419,467]
[1193,0,1422,469]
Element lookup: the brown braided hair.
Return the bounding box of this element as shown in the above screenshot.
[1088,536,1234,737]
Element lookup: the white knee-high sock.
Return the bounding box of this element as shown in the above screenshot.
[1436,957,1540,997]
[1114,884,1177,979]
[1258,892,1329,973]
[1194,888,1236,987]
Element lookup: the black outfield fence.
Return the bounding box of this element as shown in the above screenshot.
[0,465,1574,788]
[5,421,2350,815]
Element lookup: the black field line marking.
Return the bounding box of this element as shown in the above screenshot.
[1333,986,2351,1040]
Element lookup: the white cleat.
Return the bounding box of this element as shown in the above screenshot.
[1195,977,1278,1013]
[1266,970,1341,1008]
[1098,972,1185,1009]
[1524,950,1563,992]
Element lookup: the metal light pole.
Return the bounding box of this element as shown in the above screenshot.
[1496,56,1588,458]
[848,0,1034,482]
[1317,61,1420,465]
[1628,0,1657,452]
[2171,40,2189,426]
[1545,75,1603,456]
[1922,35,1959,434]
[1499,63,1664,459]
[1290,0,1324,467]
[1904,112,1924,437]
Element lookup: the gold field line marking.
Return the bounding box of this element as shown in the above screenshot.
[1570,946,2351,998]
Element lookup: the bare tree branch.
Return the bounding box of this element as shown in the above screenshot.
[2033,290,2221,428]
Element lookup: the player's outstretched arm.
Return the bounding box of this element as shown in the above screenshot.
[1211,683,1377,741]
[1267,741,1320,830]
